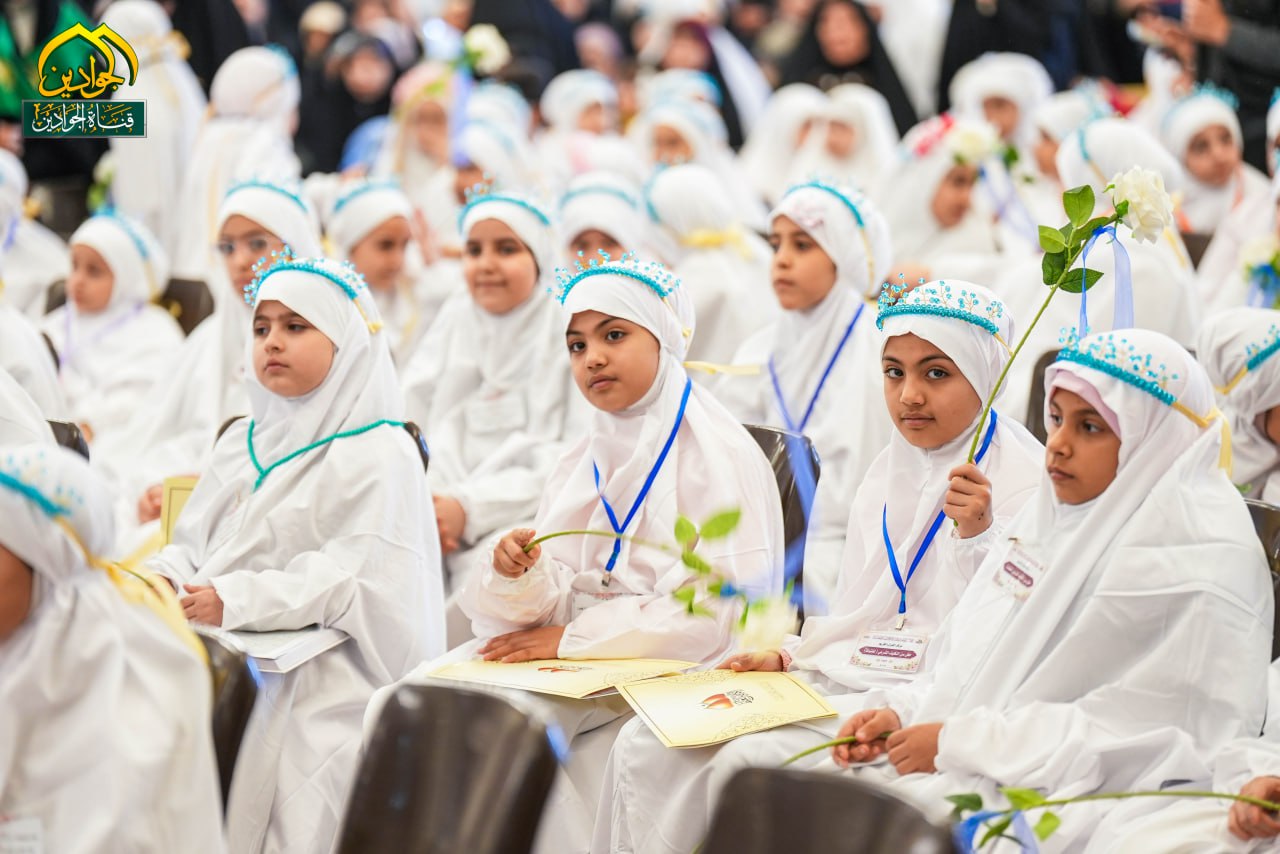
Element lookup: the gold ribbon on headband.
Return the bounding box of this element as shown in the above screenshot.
[55,518,208,665]
[1170,403,1233,475]
[1215,365,1250,396]
[680,226,754,260]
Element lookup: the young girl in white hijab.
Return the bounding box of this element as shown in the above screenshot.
[121,178,323,538]
[1198,307,1280,500]
[148,255,444,854]
[789,83,900,197]
[827,329,1270,852]
[1162,86,1271,236]
[325,179,445,364]
[595,279,1046,854]
[0,149,69,320]
[559,171,652,266]
[42,213,181,476]
[714,180,894,612]
[0,444,225,853]
[736,83,827,207]
[873,114,1005,283]
[644,163,775,367]
[372,62,455,198]
[382,253,785,854]
[400,191,577,600]
[536,69,620,194]
[1198,139,1280,313]
[171,46,302,280]
[101,0,207,252]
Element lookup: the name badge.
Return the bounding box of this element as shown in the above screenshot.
[993,542,1045,602]
[571,588,636,621]
[0,817,43,854]
[851,631,929,673]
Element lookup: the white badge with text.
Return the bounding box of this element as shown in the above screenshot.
[851,631,929,673]
[993,542,1046,602]
[0,817,43,854]
[572,588,638,621]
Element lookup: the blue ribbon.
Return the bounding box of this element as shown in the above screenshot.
[1247,265,1280,309]
[768,303,865,434]
[1077,225,1133,337]
[882,412,998,616]
[954,809,1039,853]
[979,165,1041,247]
[592,377,692,579]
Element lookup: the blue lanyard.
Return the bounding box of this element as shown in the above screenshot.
[882,410,999,620]
[768,302,865,434]
[592,376,692,586]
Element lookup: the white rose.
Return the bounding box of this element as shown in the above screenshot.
[1108,166,1174,244]
[463,24,511,75]
[946,120,999,166]
[1240,235,1280,272]
[737,596,798,652]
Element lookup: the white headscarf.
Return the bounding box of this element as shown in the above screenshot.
[737,83,827,206]
[0,368,53,445]
[325,179,414,258]
[461,256,786,663]
[540,69,617,132]
[559,171,650,258]
[948,52,1054,151]
[874,114,1003,265]
[102,0,207,251]
[1197,307,1280,495]
[645,162,775,364]
[789,84,901,196]
[0,444,224,853]
[171,47,302,280]
[0,150,67,320]
[372,61,456,196]
[1033,87,1115,145]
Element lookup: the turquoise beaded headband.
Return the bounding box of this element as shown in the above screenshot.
[1055,333,1178,406]
[551,250,678,305]
[0,452,77,518]
[876,280,1007,339]
[332,180,404,214]
[559,184,639,213]
[244,248,382,333]
[1162,82,1240,134]
[1215,324,1280,395]
[457,187,551,233]
[225,179,311,214]
[781,180,865,228]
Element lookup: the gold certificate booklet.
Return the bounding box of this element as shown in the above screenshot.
[429,658,699,699]
[618,670,837,748]
[160,475,198,545]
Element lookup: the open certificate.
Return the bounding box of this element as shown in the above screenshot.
[619,670,837,748]
[429,658,699,699]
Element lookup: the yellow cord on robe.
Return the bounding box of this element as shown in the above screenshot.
[684,361,761,376]
[680,226,754,260]
[1170,402,1233,474]
[55,518,208,666]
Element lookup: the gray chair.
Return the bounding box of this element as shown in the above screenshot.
[335,684,559,854]
[703,767,957,854]
[48,420,89,460]
[1024,349,1062,443]
[1245,499,1280,662]
[193,627,259,811]
[158,278,216,335]
[744,425,820,617]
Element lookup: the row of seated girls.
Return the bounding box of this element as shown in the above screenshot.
[4,29,1280,854]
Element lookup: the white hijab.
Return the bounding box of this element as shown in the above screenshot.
[559,171,651,260]
[789,84,901,196]
[737,83,827,206]
[372,61,456,196]
[0,149,67,320]
[0,368,52,445]
[0,444,224,854]
[948,52,1054,153]
[645,162,775,365]
[1197,307,1280,496]
[171,47,302,280]
[463,256,785,662]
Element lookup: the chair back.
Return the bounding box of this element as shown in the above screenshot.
[194,628,259,809]
[47,420,89,459]
[159,278,216,336]
[402,421,430,474]
[704,767,956,854]
[743,425,820,613]
[1245,499,1280,662]
[335,684,559,854]
[1024,349,1062,443]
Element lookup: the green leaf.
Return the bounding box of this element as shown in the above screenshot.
[1037,226,1067,254]
[1041,250,1067,286]
[690,604,715,618]
[1058,266,1105,294]
[1002,788,1048,810]
[979,817,1013,848]
[1063,184,1096,228]
[674,515,698,547]
[945,793,984,820]
[1074,216,1113,245]
[673,586,696,604]
[700,509,741,540]
[1114,198,1130,220]
[681,550,714,575]
[1033,811,1062,842]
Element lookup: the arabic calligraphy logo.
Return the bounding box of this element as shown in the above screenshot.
[37,23,139,100]
[700,690,755,710]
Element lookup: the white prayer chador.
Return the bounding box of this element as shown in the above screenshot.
[102,0,207,252]
[0,306,63,418]
[789,84,900,197]
[996,118,1201,424]
[832,330,1270,852]
[1196,166,1280,317]
[536,69,619,192]
[0,445,225,854]
[171,47,302,281]
[873,114,1005,272]
[948,52,1054,154]
[0,150,68,320]
[714,181,895,613]
[42,214,182,478]
[594,281,1046,854]
[1197,307,1280,498]
[1161,88,1272,235]
[0,368,52,445]
[559,171,651,260]
[736,83,827,206]
[401,192,576,587]
[372,61,454,200]
[324,179,439,364]
[645,163,775,366]
[119,179,324,509]
[148,257,443,854]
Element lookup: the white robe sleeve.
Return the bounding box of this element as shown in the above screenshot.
[460,547,573,635]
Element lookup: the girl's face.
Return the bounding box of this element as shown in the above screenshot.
[349,216,411,293]
[1033,130,1059,181]
[0,545,32,642]
[576,102,613,135]
[653,123,694,164]
[768,214,837,311]
[568,228,624,267]
[1185,123,1239,187]
[67,244,115,313]
[1045,388,1121,505]
[566,309,661,412]
[1264,405,1280,446]
[881,332,981,449]
[464,218,539,315]
[662,23,711,70]
[825,119,856,158]
[410,100,449,163]
[816,1,868,66]
[218,215,286,297]
[252,299,335,397]
[982,96,1020,143]
[931,164,978,229]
